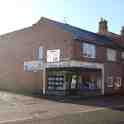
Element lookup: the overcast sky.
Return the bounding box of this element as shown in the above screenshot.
[0,0,123,35]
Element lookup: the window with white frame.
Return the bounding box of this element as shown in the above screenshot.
[107,48,116,61]
[37,46,43,60]
[115,77,122,88]
[81,43,96,58]
[107,76,113,87]
[121,52,124,59]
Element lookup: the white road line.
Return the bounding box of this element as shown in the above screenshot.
[66,107,106,115]
[0,116,33,124]
[74,104,124,114]
[76,107,106,113]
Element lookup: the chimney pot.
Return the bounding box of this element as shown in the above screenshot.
[121,26,124,36]
[98,18,108,34]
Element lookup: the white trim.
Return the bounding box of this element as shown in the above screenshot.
[46,60,103,69]
[43,65,46,95]
[101,65,104,95]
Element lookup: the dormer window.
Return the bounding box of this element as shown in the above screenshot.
[81,43,96,58]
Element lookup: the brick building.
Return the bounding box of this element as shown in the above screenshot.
[0,17,124,96]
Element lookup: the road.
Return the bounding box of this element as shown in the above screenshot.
[0,92,124,124]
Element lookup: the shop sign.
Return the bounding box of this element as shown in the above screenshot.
[70,61,98,69]
[47,49,60,62]
[24,61,43,72]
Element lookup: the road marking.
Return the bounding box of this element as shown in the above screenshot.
[68,107,106,115]
[74,104,124,114]
[0,116,34,124]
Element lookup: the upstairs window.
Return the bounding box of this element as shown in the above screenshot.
[37,46,44,60]
[81,43,96,58]
[107,48,116,61]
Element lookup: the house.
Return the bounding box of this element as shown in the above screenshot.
[0,17,123,96]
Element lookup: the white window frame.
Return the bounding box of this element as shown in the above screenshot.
[81,43,96,59]
[115,77,122,88]
[107,48,116,61]
[107,76,113,87]
[121,52,124,59]
[37,46,43,60]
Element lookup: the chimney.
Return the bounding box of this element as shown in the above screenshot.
[99,18,108,34]
[121,26,124,36]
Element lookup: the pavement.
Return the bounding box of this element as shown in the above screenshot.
[0,92,123,124]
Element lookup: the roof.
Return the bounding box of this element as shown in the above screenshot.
[101,31,124,44]
[38,17,124,48]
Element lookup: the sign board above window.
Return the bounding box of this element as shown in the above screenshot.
[24,61,43,72]
[47,49,60,62]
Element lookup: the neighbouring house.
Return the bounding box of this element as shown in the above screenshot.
[0,17,124,96]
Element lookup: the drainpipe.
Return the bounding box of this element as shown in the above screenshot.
[42,64,46,95]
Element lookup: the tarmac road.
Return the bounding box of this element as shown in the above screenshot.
[0,92,124,124]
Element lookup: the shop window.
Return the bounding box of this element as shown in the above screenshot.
[107,48,116,61]
[107,76,113,87]
[71,75,77,89]
[79,79,99,91]
[81,43,96,58]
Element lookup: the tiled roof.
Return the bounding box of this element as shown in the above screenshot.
[101,32,124,44]
[39,17,124,48]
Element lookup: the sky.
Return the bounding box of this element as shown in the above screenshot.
[0,0,123,35]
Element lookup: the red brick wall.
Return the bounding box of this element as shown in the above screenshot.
[0,19,123,95]
[0,21,73,93]
[72,40,124,94]
[104,62,124,94]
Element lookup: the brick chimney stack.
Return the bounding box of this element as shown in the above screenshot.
[121,26,124,36]
[99,18,108,34]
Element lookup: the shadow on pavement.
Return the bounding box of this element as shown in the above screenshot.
[47,95,124,111]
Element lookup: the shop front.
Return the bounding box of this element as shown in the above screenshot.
[46,60,104,97]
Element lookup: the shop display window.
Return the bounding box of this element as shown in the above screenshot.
[48,75,64,90]
[79,79,98,91]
